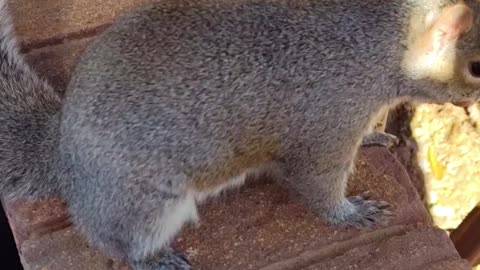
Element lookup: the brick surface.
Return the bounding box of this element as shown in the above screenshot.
[303,227,470,270]
[5,147,470,270]
[5,199,70,248]
[20,228,114,270]
[26,37,95,91]
[11,0,152,46]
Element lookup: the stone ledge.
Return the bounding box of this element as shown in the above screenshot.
[303,226,470,270]
[11,0,153,46]
[25,37,95,91]
[4,147,470,269]
[20,227,117,270]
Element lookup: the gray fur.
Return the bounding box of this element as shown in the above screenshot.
[2,0,480,269]
[0,0,62,201]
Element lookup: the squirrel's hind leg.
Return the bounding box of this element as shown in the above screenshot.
[69,184,198,270]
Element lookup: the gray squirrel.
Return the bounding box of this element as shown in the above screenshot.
[1,0,480,269]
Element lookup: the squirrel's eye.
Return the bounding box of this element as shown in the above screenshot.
[469,62,480,78]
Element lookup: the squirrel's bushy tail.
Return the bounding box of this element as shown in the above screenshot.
[0,0,63,201]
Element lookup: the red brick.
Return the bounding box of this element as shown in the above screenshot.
[20,227,116,270]
[302,227,470,270]
[26,37,95,91]
[4,199,70,248]
[11,0,152,45]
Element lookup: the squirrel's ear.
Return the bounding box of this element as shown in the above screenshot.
[425,3,473,54]
[404,3,474,81]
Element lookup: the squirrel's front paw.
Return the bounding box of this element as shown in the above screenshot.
[326,192,393,229]
[131,250,191,270]
[361,132,399,149]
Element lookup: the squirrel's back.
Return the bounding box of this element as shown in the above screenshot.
[61,0,410,185]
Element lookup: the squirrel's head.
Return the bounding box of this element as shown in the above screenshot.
[403,0,480,104]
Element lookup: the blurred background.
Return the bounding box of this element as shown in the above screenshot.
[387,101,480,269]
